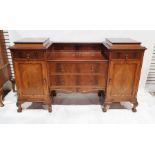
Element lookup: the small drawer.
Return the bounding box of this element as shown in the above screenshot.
[48,63,76,74]
[12,51,45,60]
[78,62,108,74]
[46,51,104,60]
[78,52,96,57]
[50,75,76,86]
[49,75,106,87]
[111,52,141,60]
[48,62,108,74]
[46,51,76,60]
[78,75,106,87]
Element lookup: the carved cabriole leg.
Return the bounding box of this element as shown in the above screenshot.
[102,102,111,112]
[47,95,52,113]
[48,99,52,113]
[132,99,138,112]
[48,104,52,113]
[11,79,16,92]
[101,92,109,112]
[102,96,111,112]
[17,100,22,113]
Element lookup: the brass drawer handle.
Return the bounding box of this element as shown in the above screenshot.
[76,52,79,56]
[109,78,112,84]
[43,79,46,85]
[61,67,65,72]
[91,66,95,72]
[61,80,65,84]
[125,54,128,60]
[26,53,30,59]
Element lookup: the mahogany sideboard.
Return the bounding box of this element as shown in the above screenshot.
[10,38,146,113]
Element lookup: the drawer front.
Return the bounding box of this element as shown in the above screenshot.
[12,51,45,60]
[49,75,106,87]
[78,75,106,87]
[46,51,104,60]
[77,52,101,57]
[49,63,76,74]
[48,62,108,74]
[50,75,76,86]
[78,62,108,74]
[111,52,141,60]
[47,52,76,60]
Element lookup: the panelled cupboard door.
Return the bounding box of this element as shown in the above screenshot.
[106,60,141,101]
[14,61,48,100]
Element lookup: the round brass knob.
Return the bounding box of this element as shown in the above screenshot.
[26,53,30,59]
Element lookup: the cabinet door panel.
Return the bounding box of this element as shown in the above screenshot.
[14,61,48,99]
[107,60,140,100]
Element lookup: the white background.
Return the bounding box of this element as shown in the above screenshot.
[1,0,155,155]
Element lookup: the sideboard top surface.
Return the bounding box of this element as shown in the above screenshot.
[104,38,146,50]
[10,38,146,51]
[10,38,52,50]
[106,38,141,44]
[14,38,49,44]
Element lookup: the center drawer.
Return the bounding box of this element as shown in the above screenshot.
[111,51,141,60]
[50,75,106,87]
[12,50,45,60]
[48,62,108,74]
[46,51,102,60]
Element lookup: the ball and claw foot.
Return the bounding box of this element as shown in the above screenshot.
[17,107,22,113]
[48,106,52,113]
[132,107,137,112]
[17,103,22,112]
[102,105,109,112]
[0,103,4,107]
[132,101,138,112]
